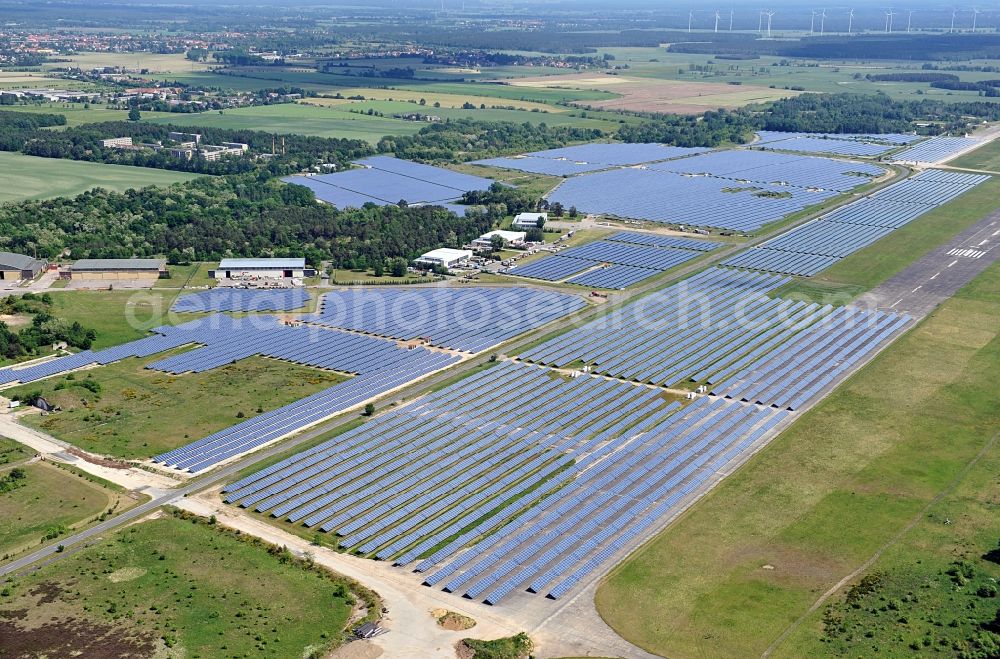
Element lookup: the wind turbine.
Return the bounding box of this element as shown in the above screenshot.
[950,8,957,33]
[907,10,913,32]
[847,8,854,35]
[729,9,735,31]
[885,9,896,33]
[765,9,776,37]
[689,9,695,33]
[820,8,827,34]
[759,10,765,34]
[972,8,980,32]
[810,10,817,33]
[715,9,721,32]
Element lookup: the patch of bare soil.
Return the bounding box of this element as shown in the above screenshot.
[0,615,157,659]
[436,610,476,631]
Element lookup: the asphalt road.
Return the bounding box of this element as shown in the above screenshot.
[860,210,1000,318]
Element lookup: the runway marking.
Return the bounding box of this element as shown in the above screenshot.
[993,230,1000,236]
[930,272,940,280]
[980,239,989,245]
[948,260,959,267]
[911,286,922,293]
[889,299,903,309]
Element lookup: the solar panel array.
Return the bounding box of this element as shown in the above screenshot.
[708,307,912,410]
[282,155,494,208]
[0,319,207,385]
[722,170,990,276]
[306,287,587,353]
[755,135,896,157]
[755,131,922,146]
[546,168,835,232]
[223,361,787,605]
[647,149,886,192]
[606,231,719,252]
[473,143,709,175]
[172,288,311,313]
[891,136,983,164]
[145,316,439,376]
[520,267,910,408]
[154,351,458,472]
[505,236,713,289]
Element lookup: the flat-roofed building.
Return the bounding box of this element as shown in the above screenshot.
[67,258,167,281]
[513,212,548,229]
[470,230,526,251]
[100,136,133,148]
[414,248,473,270]
[0,252,46,281]
[210,258,312,280]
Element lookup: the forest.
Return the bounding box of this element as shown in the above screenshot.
[0,173,494,270]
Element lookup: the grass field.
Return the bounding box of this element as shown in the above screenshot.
[0,439,130,557]
[0,152,203,204]
[48,290,186,349]
[146,102,423,142]
[0,514,360,657]
[153,262,217,289]
[777,176,1000,301]
[595,259,1000,658]
[9,354,345,459]
[0,103,174,127]
[950,138,1000,172]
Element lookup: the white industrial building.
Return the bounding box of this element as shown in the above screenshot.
[512,212,547,229]
[414,248,473,270]
[210,258,312,280]
[470,230,526,251]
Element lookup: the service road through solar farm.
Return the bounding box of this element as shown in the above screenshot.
[3,132,999,659]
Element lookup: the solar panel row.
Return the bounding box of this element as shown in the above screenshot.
[472,143,710,175]
[606,231,719,252]
[546,168,835,232]
[755,135,895,157]
[281,156,494,209]
[892,136,984,164]
[647,149,886,192]
[225,361,788,606]
[505,240,708,289]
[754,131,922,146]
[306,287,587,353]
[172,288,311,313]
[519,267,911,408]
[721,170,990,276]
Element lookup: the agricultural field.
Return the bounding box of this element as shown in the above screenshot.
[44,51,212,74]
[1,103,174,127]
[8,354,346,460]
[591,48,1000,101]
[595,259,1000,658]
[0,438,135,558]
[146,102,423,142]
[0,513,366,658]
[505,71,798,114]
[0,152,203,204]
[0,71,91,91]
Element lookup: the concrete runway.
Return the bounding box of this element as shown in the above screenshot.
[860,210,1000,319]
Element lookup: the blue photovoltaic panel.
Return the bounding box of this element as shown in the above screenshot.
[472,156,608,176]
[354,156,497,192]
[173,288,311,313]
[756,136,894,157]
[282,156,494,209]
[721,170,990,276]
[648,149,885,192]
[892,136,983,164]
[505,255,595,282]
[606,231,719,252]
[546,168,834,232]
[523,143,710,165]
[565,264,659,289]
[755,131,921,146]
[308,287,587,353]
[559,241,703,271]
